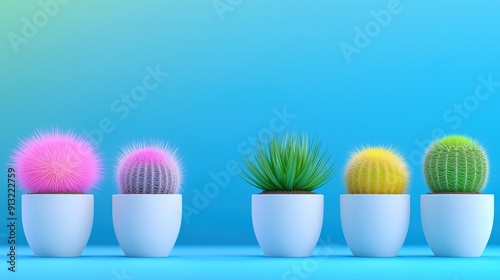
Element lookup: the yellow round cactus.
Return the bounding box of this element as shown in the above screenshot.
[345,147,409,194]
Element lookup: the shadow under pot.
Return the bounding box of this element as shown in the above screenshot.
[112,194,182,257]
[421,194,494,257]
[22,194,94,257]
[252,194,324,258]
[340,194,410,257]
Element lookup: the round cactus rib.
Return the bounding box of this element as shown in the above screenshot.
[423,135,489,193]
[117,142,181,194]
[345,147,409,194]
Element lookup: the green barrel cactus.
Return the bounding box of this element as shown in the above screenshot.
[423,135,489,193]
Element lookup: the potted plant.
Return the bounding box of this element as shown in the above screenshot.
[13,129,101,257]
[113,142,182,257]
[242,133,335,257]
[341,147,410,257]
[421,135,493,257]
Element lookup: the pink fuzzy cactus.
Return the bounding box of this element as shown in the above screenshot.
[117,142,182,194]
[12,130,102,194]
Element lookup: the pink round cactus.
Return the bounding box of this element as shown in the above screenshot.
[12,130,102,194]
[117,142,182,194]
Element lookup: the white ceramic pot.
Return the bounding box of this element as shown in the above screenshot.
[113,194,182,257]
[22,194,94,257]
[252,194,323,257]
[421,194,494,257]
[340,194,410,257]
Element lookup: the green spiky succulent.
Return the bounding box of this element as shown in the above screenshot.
[242,133,335,193]
[423,135,489,193]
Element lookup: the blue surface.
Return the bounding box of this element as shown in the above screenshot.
[1,0,500,247]
[2,246,500,279]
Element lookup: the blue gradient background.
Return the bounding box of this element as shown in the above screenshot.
[1,0,500,248]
